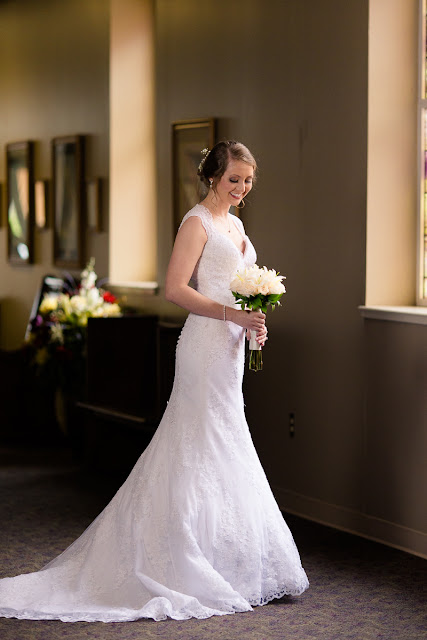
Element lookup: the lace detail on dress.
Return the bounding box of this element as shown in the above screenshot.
[0,203,309,623]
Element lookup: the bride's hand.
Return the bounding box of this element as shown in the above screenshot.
[231,308,265,332]
[250,323,268,346]
[240,311,268,346]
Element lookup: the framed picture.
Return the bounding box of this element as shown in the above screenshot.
[0,183,3,227]
[86,178,101,232]
[35,179,49,230]
[172,118,216,234]
[6,141,35,265]
[52,135,85,268]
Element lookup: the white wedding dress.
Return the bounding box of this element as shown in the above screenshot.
[0,204,309,622]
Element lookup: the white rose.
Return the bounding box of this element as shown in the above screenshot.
[254,283,270,295]
[269,278,286,295]
[237,281,256,296]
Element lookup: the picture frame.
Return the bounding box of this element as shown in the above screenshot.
[172,118,216,235]
[52,135,85,268]
[6,141,35,265]
[0,183,3,227]
[86,178,101,232]
[35,179,49,230]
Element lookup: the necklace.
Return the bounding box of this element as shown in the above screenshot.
[202,201,231,232]
[222,215,231,233]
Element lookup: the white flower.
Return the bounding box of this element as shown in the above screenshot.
[258,266,286,295]
[230,265,260,296]
[58,294,72,317]
[80,257,97,292]
[39,294,58,314]
[69,295,87,314]
[269,278,286,295]
[90,302,121,318]
[91,307,106,318]
[86,287,101,309]
[230,263,286,321]
[101,303,121,317]
[231,264,286,297]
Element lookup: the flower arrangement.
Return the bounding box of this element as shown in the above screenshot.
[230,265,286,371]
[27,258,121,393]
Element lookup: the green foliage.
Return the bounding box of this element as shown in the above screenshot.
[231,291,283,313]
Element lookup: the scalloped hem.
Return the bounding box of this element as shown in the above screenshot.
[0,604,244,624]
[0,581,309,623]
[249,581,310,608]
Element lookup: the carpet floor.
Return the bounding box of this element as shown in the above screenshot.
[0,445,425,640]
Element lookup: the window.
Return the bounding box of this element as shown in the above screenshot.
[418,0,427,304]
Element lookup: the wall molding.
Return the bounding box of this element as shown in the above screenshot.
[359,305,427,325]
[274,486,427,559]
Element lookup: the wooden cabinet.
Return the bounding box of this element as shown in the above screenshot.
[76,315,182,470]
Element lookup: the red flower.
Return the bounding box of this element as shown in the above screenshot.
[102,291,117,304]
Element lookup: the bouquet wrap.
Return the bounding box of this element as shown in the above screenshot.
[249,330,261,351]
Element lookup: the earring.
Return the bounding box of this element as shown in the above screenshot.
[209,179,213,189]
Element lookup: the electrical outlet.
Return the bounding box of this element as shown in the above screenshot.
[289,412,295,438]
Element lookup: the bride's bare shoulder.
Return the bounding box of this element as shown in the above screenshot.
[178,208,208,239]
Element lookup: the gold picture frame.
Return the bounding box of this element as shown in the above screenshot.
[6,141,35,265]
[52,135,85,268]
[172,118,216,235]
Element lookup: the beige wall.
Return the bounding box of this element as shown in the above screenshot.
[0,0,110,349]
[109,0,157,284]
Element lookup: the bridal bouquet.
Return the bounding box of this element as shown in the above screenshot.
[230,265,286,371]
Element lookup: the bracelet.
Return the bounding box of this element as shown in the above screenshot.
[223,305,226,321]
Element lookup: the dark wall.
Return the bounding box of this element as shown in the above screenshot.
[156,0,369,522]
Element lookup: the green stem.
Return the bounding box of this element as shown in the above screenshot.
[249,349,263,372]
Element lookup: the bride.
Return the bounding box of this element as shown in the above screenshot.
[0,140,309,622]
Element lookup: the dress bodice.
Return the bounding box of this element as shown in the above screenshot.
[179,204,257,307]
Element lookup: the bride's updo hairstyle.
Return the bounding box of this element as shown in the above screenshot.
[197,140,257,191]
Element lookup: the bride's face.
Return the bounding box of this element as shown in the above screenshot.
[214,159,254,208]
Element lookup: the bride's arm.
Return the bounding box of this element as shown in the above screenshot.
[165,216,265,335]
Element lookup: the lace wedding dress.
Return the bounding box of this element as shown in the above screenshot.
[0,204,309,622]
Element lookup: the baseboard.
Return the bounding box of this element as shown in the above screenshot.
[274,486,427,560]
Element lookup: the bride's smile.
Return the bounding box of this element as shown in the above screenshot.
[205,158,254,213]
